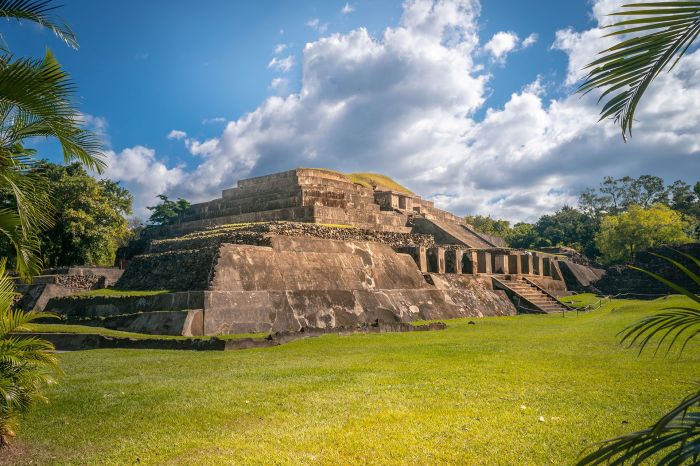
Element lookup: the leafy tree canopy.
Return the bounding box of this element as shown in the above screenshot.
[595,204,691,265]
[464,215,511,237]
[146,195,190,226]
[0,161,132,267]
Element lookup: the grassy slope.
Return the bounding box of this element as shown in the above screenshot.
[346,173,414,194]
[16,296,700,465]
[306,168,414,194]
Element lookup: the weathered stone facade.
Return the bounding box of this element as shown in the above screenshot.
[41,168,586,336]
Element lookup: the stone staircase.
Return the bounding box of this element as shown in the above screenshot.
[493,276,570,314]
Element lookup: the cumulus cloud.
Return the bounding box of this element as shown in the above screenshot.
[522,32,537,48]
[484,30,537,63]
[166,129,187,140]
[341,3,354,14]
[273,43,287,54]
[484,31,519,60]
[104,0,700,223]
[103,146,185,218]
[267,55,294,72]
[269,77,290,95]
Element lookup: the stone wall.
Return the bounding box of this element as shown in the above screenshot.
[592,243,700,298]
[115,248,219,291]
[117,222,435,291]
[45,292,204,320]
[201,236,517,334]
[423,274,516,317]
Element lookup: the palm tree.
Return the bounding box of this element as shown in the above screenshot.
[0,0,104,278]
[0,259,59,448]
[578,1,700,141]
[578,3,700,462]
[577,250,700,464]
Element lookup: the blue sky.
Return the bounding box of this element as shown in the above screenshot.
[6,0,700,221]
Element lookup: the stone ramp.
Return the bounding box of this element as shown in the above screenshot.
[412,217,496,248]
[493,276,570,314]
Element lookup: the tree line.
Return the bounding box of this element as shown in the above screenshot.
[466,175,699,264]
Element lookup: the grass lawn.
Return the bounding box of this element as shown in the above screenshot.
[13,296,700,465]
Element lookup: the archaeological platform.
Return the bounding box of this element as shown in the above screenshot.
[29,169,600,337]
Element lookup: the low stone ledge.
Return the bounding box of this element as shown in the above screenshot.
[15,321,447,351]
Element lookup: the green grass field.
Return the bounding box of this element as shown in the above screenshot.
[13,295,700,465]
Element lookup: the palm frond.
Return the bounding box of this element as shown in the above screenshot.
[0,0,78,49]
[0,263,60,447]
[617,251,700,355]
[0,52,105,172]
[581,249,700,464]
[578,1,700,141]
[578,388,700,465]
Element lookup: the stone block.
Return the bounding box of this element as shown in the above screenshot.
[533,255,543,276]
[462,250,477,274]
[397,246,428,273]
[493,254,509,274]
[445,249,463,274]
[476,251,492,274]
[427,247,446,274]
[543,257,552,277]
[508,254,522,275]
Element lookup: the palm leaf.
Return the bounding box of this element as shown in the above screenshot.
[0,52,105,172]
[580,249,700,464]
[578,1,700,141]
[578,388,700,465]
[0,262,60,447]
[0,0,78,50]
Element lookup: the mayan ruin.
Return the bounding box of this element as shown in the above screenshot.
[18,168,607,339]
[7,1,700,463]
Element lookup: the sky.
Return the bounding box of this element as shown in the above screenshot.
[6,0,700,222]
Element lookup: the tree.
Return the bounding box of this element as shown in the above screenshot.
[596,204,691,264]
[0,0,103,450]
[32,162,132,266]
[147,195,191,226]
[0,1,104,277]
[506,222,540,249]
[0,260,59,447]
[535,206,600,258]
[464,215,511,237]
[578,1,700,141]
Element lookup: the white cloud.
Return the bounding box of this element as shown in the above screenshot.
[273,43,287,54]
[185,138,219,157]
[166,130,187,140]
[522,32,537,48]
[484,30,537,63]
[102,146,185,219]
[269,77,290,95]
[341,3,354,14]
[306,17,328,33]
[104,0,700,224]
[484,31,519,61]
[202,117,226,125]
[267,55,294,72]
